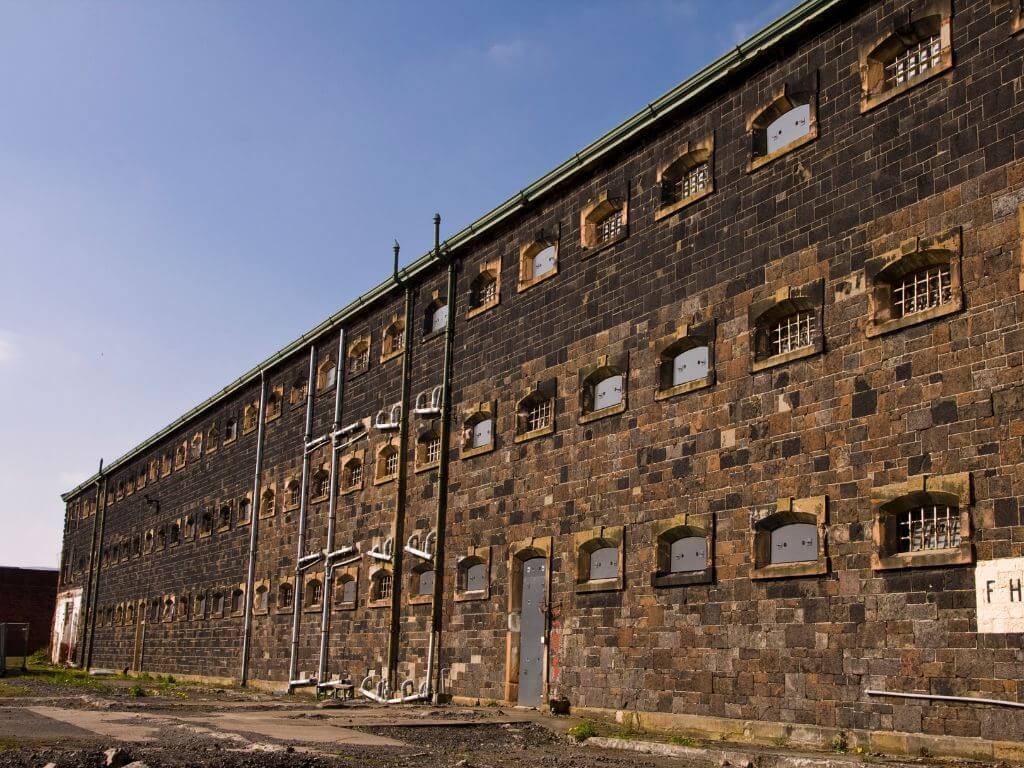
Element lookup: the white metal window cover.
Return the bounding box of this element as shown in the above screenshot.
[893,265,952,318]
[431,304,448,333]
[465,562,487,592]
[596,210,624,243]
[766,103,811,155]
[471,418,493,448]
[324,365,337,388]
[417,569,435,596]
[589,546,619,581]
[532,245,557,277]
[341,579,357,603]
[670,536,707,573]
[672,346,709,387]
[527,399,553,432]
[593,374,624,410]
[770,310,815,357]
[769,523,818,564]
[886,34,942,88]
[898,505,961,553]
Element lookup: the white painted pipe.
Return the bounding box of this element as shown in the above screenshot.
[866,690,1024,709]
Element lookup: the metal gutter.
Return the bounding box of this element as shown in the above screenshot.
[61,0,849,501]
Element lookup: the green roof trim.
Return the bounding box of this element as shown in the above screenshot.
[63,0,848,501]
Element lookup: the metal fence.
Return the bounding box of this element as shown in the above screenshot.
[0,623,30,676]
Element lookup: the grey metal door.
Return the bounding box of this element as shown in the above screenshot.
[517,557,546,707]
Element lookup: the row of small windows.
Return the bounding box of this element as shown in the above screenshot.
[95,475,972,628]
[70,6,970,522]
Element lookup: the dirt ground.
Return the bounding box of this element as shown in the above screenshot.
[0,666,1007,768]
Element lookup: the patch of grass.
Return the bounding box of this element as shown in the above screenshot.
[127,683,147,698]
[0,681,28,698]
[770,736,789,748]
[667,735,698,748]
[24,665,100,688]
[831,732,849,754]
[567,720,598,742]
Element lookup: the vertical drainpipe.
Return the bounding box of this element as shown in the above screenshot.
[80,459,105,669]
[287,346,319,689]
[386,240,415,691]
[239,371,269,687]
[427,216,456,700]
[317,326,346,683]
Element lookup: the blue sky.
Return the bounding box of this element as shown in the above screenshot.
[0,0,793,569]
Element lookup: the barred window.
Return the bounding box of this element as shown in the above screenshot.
[893,265,952,318]
[385,452,399,477]
[312,471,330,499]
[277,582,293,609]
[886,34,941,89]
[345,460,362,489]
[527,399,553,432]
[671,162,710,202]
[349,346,370,374]
[770,311,815,357]
[286,480,301,507]
[898,505,961,553]
[373,571,393,601]
[596,209,624,244]
[426,436,441,465]
[479,277,497,306]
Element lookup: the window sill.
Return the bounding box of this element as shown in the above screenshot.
[334,601,356,612]
[872,544,973,571]
[367,599,390,609]
[1014,15,1024,36]
[224,437,237,446]
[265,412,281,424]
[241,428,256,437]
[466,299,500,320]
[581,232,628,259]
[654,186,713,222]
[517,268,558,293]
[514,423,555,444]
[454,589,489,603]
[373,474,397,486]
[651,568,713,589]
[751,559,828,580]
[290,399,305,411]
[656,373,714,402]
[253,608,269,616]
[865,298,961,338]
[236,519,250,528]
[860,58,953,114]
[310,494,329,505]
[575,577,623,594]
[414,461,439,475]
[275,606,293,615]
[747,127,818,173]
[303,604,323,614]
[408,594,432,606]
[197,532,211,540]
[751,344,820,373]
[461,443,494,459]
[259,511,275,520]
[579,401,627,424]
[422,329,445,344]
[317,385,335,396]
[340,485,362,496]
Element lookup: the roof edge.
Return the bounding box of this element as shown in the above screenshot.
[62,0,849,501]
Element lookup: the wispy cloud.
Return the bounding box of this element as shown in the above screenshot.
[0,331,17,365]
[486,39,528,68]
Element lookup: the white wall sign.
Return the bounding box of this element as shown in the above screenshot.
[975,557,1024,634]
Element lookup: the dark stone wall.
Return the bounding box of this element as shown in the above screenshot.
[0,567,58,655]
[60,0,1024,742]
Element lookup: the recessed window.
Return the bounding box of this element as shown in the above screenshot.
[749,281,824,372]
[411,564,434,600]
[518,238,559,291]
[335,572,358,608]
[237,497,251,525]
[427,435,441,464]
[286,479,301,509]
[261,487,276,517]
[455,550,490,601]
[381,318,406,362]
[515,381,556,442]
[311,470,330,501]
[865,228,963,337]
[342,456,363,491]
[416,425,442,472]
[212,592,225,617]
[317,359,337,391]
[218,504,231,531]
[206,424,219,452]
[289,377,307,408]
[873,473,973,571]
[423,293,449,337]
[230,588,244,615]
[200,511,213,537]
[575,526,625,593]
[370,569,393,603]
[265,386,283,421]
[751,496,828,579]
[581,191,629,251]
[225,419,238,443]
[656,137,715,221]
[671,537,707,573]
[348,338,371,375]
[580,354,628,422]
[748,75,818,171]
[183,516,195,540]
[465,259,502,317]
[243,402,259,433]
[461,403,497,458]
[304,578,323,609]
[859,5,953,112]
[375,444,399,484]
[277,582,294,610]
[254,584,269,613]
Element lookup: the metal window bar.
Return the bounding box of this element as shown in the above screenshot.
[377,573,393,601]
[672,162,709,201]
[897,506,961,553]
[527,399,552,432]
[479,278,497,306]
[892,266,952,318]
[769,311,815,357]
[348,463,362,488]
[886,34,942,89]
[385,452,399,477]
[596,210,623,243]
[426,437,441,464]
[349,350,369,374]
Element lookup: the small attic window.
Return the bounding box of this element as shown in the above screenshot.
[655,136,714,221]
[766,103,810,155]
[348,338,371,375]
[317,359,337,391]
[468,265,501,317]
[289,377,307,407]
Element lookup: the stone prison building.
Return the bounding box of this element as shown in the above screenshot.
[57,0,1024,759]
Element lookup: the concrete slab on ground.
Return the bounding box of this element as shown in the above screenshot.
[24,707,161,743]
[169,711,406,747]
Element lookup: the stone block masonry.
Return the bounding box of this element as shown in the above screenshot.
[58,0,1024,757]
